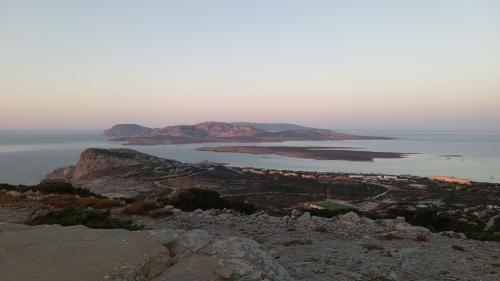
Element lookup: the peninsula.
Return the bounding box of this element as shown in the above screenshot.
[198,146,409,161]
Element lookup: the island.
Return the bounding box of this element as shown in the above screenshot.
[198,146,409,161]
[104,122,393,145]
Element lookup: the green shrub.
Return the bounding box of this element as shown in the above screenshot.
[28,207,143,230]
[0,182,99,198]
[33,182,100,197]
[161,188,255,214]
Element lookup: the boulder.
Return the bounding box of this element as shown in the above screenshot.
[290,209,303,219]
[394,223,430,233]
[339,211,361,224]
[167,229,212,259]
[203,237,291,281]
[297,212,311,224]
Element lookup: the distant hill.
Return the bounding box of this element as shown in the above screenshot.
[232,122,310,132]
[103,124,153,141]
[103,122,391,145]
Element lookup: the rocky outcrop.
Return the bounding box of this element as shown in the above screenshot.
[71,148,149,180]
[44,148,186,197]
[0,222,290,281]
[144,208,500,281]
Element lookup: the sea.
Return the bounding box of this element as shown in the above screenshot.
[0,129,499,185]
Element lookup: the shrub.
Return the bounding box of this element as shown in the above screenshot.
[28,207,143,230]
[161,189,256,214]
[41,194,120,209]
[385,208,485,238]
[34,182,100,197]
[0,191,22,204]
[123,200,159,215]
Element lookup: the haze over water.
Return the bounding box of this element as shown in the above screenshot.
[1,129,499,185]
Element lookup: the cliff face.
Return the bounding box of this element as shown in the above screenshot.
[71,148,145,180]
[44,148,185,197]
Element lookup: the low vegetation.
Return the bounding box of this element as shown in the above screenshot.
[0,182,100,198]
[385,208,500,242]
[40,194,120,209]
[160,188,256,214]
[28,207,144,230]
[123,200,160,215]
[316,201,352,211]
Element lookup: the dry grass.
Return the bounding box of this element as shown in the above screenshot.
[362,243,385,251]
[123,200,158,215]
[379,232,403,240]
[0,192,21,204]
[41,195,120,209]
[314,224,328,233]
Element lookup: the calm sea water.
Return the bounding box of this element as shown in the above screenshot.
[0,129,499,185]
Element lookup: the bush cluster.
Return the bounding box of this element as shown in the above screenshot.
[160,188,256,214]
[386,208,500,242]
[28,207,143,230]
[0,182,99,198]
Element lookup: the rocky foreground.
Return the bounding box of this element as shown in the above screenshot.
[1,203,499,281]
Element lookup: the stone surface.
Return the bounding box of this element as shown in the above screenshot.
[0,223,169,281]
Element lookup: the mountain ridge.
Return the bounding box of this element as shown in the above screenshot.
[104,122,391,145]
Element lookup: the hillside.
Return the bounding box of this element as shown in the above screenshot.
[103,122,390,145]
[103,124,153,141]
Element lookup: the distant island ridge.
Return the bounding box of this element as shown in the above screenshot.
[104,122,392,145]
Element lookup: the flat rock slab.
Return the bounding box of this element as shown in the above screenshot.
[0,223,169,281]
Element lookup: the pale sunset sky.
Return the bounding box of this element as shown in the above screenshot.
[1,0,499,130]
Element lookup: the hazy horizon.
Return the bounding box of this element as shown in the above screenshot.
[1,0,499,130]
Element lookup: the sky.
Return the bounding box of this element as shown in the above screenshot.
[1,0,499,130]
